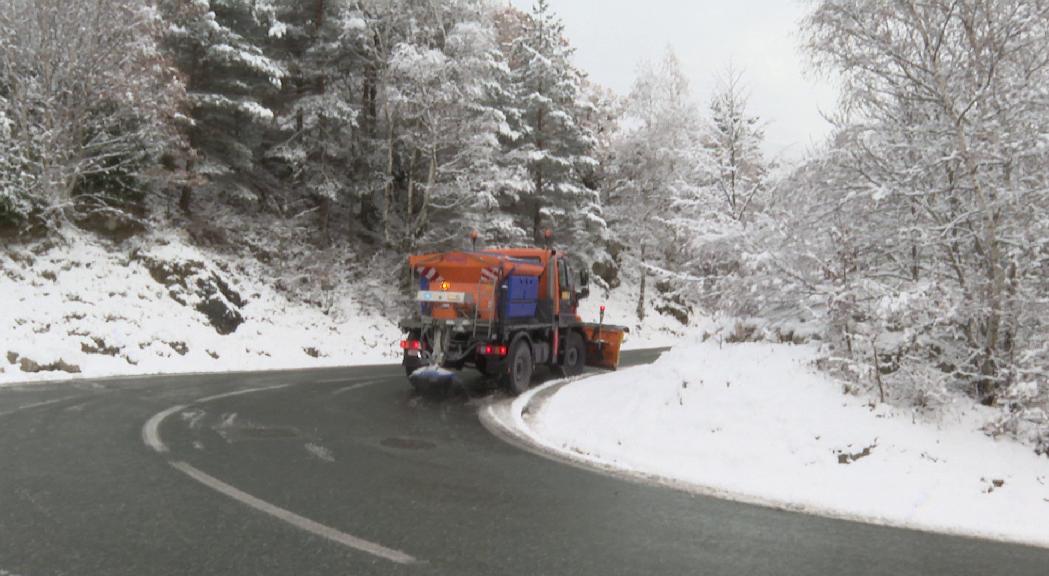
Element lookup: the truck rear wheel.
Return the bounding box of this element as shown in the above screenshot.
[502,339,534,395]
[561,331,586,376]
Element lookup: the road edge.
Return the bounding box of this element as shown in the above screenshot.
[479,375,1049,553]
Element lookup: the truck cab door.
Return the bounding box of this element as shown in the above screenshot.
[557,258,576,319]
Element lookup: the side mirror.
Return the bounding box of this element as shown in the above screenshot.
[579,269,590,287]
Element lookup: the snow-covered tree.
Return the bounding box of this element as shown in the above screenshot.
[801,0,1049,432]
[0,0,183,231]
[161,0,286,200]
[608,49,705,316]
[705,68,768,224]
[608,48,779,323]
[264,0,369,241]
[405,17,528,248]
[504,0,602,247]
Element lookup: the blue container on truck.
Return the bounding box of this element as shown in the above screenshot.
[502,276,538,318]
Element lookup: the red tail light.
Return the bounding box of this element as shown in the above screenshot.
[479,343,509,357]
[400,339,422,351]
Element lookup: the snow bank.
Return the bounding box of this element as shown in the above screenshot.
[0,234,400,386]
[521,340,1049,547]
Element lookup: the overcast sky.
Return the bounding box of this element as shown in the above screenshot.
[508,0,839,163]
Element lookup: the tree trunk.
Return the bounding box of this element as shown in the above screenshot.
[533,169,544,243]
[910,204,919,281]
[954,124,1004,403]
[871,341,885,403]
[313,0,326,31]
[533,100,546,243]
[637,245,647,322]
[931,38,1005,402]
[318,195,331,246]
[414,145,436,249]
[179,185,192,215]
[404,148,417,249]
[383,108,394,246]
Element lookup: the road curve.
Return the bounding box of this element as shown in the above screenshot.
[1,350,1047,576]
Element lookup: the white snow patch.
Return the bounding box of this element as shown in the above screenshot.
[0,233,400,387]
[305,442,335,463]
[521,340,1049,547]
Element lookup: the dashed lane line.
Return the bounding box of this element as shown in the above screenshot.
[0,395,85,418]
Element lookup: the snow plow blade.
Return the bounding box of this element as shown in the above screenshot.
[581,324,627,371]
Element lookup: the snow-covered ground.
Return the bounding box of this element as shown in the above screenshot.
[0,233,401,386]
[510,339,1049,547]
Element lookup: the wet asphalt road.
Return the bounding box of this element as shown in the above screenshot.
[1,350,1047,576]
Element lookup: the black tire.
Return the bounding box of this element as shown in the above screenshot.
[561,331,586,376]
[501,339,534,395]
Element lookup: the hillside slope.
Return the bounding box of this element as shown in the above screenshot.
[0,233,401,385]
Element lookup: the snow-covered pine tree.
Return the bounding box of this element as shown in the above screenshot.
[341,0,474,245]
[161,0,287,204]
[402,13,528,250]
[575,81,621,286]
[705,68,768,224]
[264,0,368,242]
[504,0,602,250]
[336,0,516,250]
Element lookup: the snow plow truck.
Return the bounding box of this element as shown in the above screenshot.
[399,239,627,394]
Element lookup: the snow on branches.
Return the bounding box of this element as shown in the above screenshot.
[0,0,184,231]
[794,0,1049,441]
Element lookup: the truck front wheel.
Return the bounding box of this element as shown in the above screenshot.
[502,339,534,395]
[561,331,586,376]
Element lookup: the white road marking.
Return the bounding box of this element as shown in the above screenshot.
[0,395,82,417]
[331,380,381,396]
[170,461,417,564]
[145,386,287,453]
[142,404,187,453]
[144,386,288,454]
[141,381,420,564]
